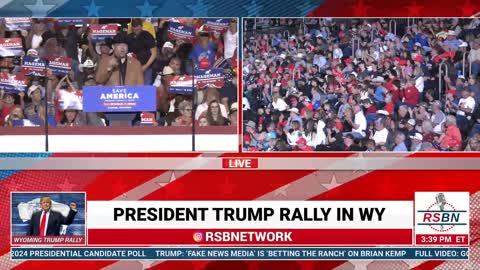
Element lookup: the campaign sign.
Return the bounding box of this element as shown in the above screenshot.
[167,22,195,42]
[90,24,118,43]
[47,56,73,76]
[195,68,225,89]
[58,89,83,111]
[169,75,194,95]
[21,56,47,77]
[0,73,27,93]
[82,85,156,112]
[204,19,232,32]
[57,19,86,27]
[140,112,156,126]
[4,17,31,31]
[0,38,23,57]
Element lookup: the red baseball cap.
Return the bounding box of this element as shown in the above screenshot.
[296,138,307,145]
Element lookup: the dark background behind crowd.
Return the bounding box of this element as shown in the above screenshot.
[243,18,480,151]
[0,18,238,129]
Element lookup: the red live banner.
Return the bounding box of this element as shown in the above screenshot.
[222,158,258,169]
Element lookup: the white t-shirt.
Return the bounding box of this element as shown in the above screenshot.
[353,111,367,137]
[373,128,389,145]
[272,98,288,112]
[224,30,237,59]
[457,96,475,119]
[31,34,43,49]
[415,76,424,93]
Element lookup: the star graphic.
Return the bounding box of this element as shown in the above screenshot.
[137,0,158,17]
[83,0,103,17]
[273,184,290,198]
[186,0,208,17]
[406,1,423,17]
[56,178,76,191]
[243,0,262,17]
[24,0,56,17]
[155,171,177,187]
[138,260,155,269]
[352,0,370,17]
[296,1,317,16]
[461,0,476,17]
[321,174,342,190]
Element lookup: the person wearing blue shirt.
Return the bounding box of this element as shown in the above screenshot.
[393,132,408,152]
[443,31,462,50]
[189,29,217,69]
[408,32,429,52]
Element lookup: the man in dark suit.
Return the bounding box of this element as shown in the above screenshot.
[27,196,77,236]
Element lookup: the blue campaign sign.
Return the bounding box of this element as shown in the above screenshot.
[169,75,194,95]
[21,55,47,77]
[82,85,156,112]
[167,22,195,42]
[57,19,86,27]
[4,18,31,31]
[204,19,232,32]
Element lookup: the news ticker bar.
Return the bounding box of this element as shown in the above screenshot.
[11,247,469,260]
[1,157,480,170]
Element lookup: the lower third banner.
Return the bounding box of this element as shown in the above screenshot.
[10,247,469,260]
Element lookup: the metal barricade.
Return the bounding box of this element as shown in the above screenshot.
[389,20,397,35]
[439,63,449,101]
[352,37,361,58]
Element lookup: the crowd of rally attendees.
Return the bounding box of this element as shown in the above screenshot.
[0,18,238,128]
[243,18,480,151]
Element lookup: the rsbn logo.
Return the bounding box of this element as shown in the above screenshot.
[416,193,468,232]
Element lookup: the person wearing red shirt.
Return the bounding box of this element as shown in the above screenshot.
[400,79,420,107]
[0,92,24,126]
[385,77,401,104]
[439,115,463,150]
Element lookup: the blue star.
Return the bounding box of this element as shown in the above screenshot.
[24,0,56,17]
[243,0,262,17]
[137,0,158,17]
[186,0,208,17]
[83,0,103,17]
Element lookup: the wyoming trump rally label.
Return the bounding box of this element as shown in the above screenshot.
[414,192,469,246]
